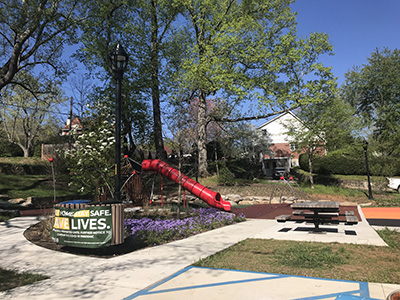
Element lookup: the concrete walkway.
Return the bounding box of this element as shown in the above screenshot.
[0,206,399,300]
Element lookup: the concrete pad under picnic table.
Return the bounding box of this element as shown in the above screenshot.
[251,206,388,246]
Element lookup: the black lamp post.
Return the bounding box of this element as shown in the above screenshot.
[109,42,128,202]
[362,139,373,200]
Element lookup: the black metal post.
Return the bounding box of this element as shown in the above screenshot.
[114,72,122,202]
[363,140,373,200]
[109,42,128,203]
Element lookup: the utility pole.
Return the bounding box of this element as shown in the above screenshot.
[69,97,73,150]
[363,139,373,200]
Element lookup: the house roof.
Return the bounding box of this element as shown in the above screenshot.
[62,117,83,134]
[256,110,301,130]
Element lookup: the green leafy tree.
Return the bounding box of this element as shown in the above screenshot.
[77,0,180,159]
[65,103,117,198]
[286,97,360,188]
[168,0,335,176]
[85,84,152,157]
[0,72,66,157]
[226,123,272,163]
[0,0,85,91]
[341,48,400,155]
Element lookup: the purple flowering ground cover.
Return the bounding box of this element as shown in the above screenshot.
[124,208,246,246]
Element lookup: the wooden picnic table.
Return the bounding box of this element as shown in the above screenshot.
[290,201,340,232]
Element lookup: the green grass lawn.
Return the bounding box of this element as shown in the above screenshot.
[0,173,79,199]
[0,268,48,292]
[194,228,400,284]
[0,157,45,165]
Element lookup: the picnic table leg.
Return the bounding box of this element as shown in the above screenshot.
[313,212,321,232]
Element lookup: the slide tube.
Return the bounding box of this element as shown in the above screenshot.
[142,159,231,211]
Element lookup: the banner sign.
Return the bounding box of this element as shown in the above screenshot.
[51,206,113,248]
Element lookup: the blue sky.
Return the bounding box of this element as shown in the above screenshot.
[291,0,400,85]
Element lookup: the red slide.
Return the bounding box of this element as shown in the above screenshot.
[142,159,231,211]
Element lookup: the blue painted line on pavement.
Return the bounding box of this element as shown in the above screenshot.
[122,266,381,300]
[292,281,375,300]
[359,282,370,298]
[122,266,194,300]
[139,274,286,296]
[293,289,361,300]
[194,266,374,286]
[335,295,382,300]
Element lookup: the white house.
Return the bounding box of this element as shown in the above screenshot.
[257,111,302,177]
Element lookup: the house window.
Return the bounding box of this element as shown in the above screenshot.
[262,129,267,136]
[290,143,297,151]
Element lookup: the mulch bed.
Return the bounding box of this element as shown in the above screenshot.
[231,203,361,222]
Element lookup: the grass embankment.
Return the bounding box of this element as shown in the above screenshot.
[200,174,400,206]
[194,228,400,284]
[0,156,79,199]
[0,157,44,164]
[0,174,79,199]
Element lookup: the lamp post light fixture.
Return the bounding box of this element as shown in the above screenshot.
[362,139,373,200]
[109,42,129,203]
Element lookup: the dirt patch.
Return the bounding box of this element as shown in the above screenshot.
[306,193,366,205]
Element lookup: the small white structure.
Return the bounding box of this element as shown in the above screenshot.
[257,111,302,177]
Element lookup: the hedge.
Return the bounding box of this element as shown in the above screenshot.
[299,153,400,177]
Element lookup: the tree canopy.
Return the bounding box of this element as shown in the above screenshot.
[0,0,85,91]
[0,72,66,157]
[342,48,400,155]
[167,0,335,175]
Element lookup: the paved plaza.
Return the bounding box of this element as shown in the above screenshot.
[0,206,399,299]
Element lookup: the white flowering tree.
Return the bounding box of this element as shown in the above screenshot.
[65,106,118,199]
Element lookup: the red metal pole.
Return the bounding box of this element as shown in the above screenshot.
[160,175,163,207]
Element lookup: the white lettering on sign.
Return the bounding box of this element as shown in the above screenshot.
[90,210,111,217]
[59,211,74,217]
[70,218,108,230]
[97,218,107,230]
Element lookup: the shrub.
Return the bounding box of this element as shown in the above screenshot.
[217,165,236,186]
[208,159,262,179]
[226,159,262,179]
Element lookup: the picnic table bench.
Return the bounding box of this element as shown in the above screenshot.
[275,201,359,232]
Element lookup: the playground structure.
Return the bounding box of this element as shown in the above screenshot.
[117,157,231,211]
[121,162,150,206]
[142,159,231,211]
[269,176,307,207]
[94,156,306,213]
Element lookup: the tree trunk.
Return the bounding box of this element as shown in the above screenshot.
[17,142,30,158]
[308,149,314,189]
[150,0,166,160]
[215,144,219,176]
[197,90,209,177]
[122,111,137,157]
